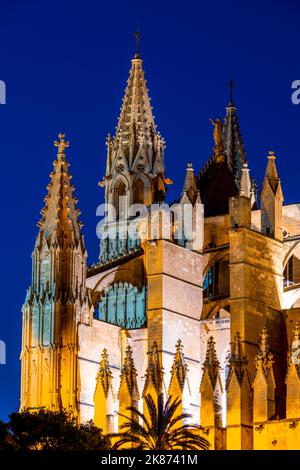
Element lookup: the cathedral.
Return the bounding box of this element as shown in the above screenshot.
[20,45,300,450]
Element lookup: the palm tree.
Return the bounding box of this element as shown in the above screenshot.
[110,394,210,450]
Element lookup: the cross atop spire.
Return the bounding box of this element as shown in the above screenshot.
[134,29,141,58]
[54,132,70,155]
[229,78,234,106]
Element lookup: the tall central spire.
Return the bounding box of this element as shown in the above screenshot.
[101,41,168,223]
[114,54,157,150]
[105,35,166,178]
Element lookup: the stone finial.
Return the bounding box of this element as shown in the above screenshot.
[54,132,70,155]
[97,348,113,396]
[181,162,198,204]
[268,150,275,159]
[287,322,300,369]
[293,321,300,343]
[260,326,271,357]
[202,336,220,388]
[254,327,274,381]
[143,341,164,395]
[226,332,248,387]
[170,339,188,390]
[118,345,140,398]
[239,162,251,199]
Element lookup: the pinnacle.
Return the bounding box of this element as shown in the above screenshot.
[263,150,281,194]
[170,340,188,390]
[143,342,163,395]
[97,348,113,396]
[181,162,198,204]
[119,345,139,398]
[203,336,220,369]
[202,336,221,389]
[37,134,83,245]
[256,326,273,368]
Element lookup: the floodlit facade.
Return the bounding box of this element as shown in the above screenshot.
[20,48,300,450]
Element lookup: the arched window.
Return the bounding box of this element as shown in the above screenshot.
[40,256,50,288]
[95,283,147,329]
[133,178,144,205]
[284,256,294,287]
[203,256,229,299]
[114,180,127,220]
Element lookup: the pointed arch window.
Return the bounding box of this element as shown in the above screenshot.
[284,256,294,287]
[133,178,144,205]
[203,256,229,299]
[40,256,50,289]
[114,180,127,220]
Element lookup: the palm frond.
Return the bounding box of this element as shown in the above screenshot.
[110,394,210,451]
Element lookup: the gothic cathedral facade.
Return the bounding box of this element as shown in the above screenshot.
[20,48,300,450]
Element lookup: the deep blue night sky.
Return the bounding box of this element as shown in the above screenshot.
[0,0,299,420]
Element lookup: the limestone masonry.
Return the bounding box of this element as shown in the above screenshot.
[20,47,300,450]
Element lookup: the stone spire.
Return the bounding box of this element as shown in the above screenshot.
[198,89,257,216]
[96,348,113,397]
[169,339,188,391]
[20,134,90,414]
[38,133,83,245]
[143,341,164,396]
[105,52,166,179]
[118,345,139,398]
[222,87,247,183]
